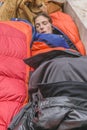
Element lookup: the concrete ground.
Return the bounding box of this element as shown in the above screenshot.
[64,0,87,54]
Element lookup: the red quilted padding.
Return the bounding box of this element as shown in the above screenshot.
[50,11,86,55]
[0,21,32,130]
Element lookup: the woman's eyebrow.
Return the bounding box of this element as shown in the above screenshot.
[35,23,40,25]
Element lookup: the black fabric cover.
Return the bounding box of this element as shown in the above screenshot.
[8,91,87,130]
[8,53,87,130]
[28,55,87,129]
[24,50,81,69]
[29,56,87,91]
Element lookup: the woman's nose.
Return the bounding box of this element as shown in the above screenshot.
[40,24,44,30]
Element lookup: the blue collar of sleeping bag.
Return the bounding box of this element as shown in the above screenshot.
[33,32,70,49]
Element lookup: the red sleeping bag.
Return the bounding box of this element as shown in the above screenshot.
[0,21,32,130]
[50,11,86,55]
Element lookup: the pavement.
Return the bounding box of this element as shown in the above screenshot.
[64,0,87,53]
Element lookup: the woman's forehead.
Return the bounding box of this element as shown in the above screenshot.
[35,15,49,24]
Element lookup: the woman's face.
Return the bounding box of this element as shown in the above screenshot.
[35,15,53,34]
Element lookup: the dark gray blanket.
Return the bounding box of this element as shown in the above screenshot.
[8,54,87,130]
[29,56,87,89]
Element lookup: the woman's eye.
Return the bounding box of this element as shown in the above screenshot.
[43,21,49,25]
[35,25,39,28]
[43,21,48,25]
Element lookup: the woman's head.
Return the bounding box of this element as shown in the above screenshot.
[33,12,53,34]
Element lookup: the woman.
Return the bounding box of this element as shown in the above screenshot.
[27,12,87,92]
[27,13,87,130]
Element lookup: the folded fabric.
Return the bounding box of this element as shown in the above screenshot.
[34,32,70,48]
